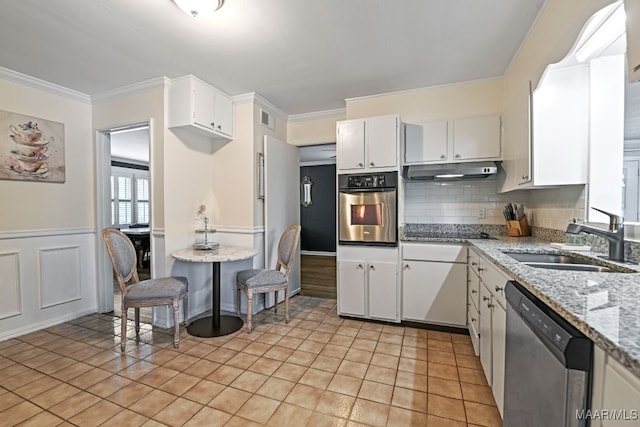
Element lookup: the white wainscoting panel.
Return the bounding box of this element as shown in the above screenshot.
[0,252,21,320]
[39,246,82,308]
[0,230,97,341]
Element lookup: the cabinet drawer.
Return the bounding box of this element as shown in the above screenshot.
[403,243,467,263]
[468,308,480,356]
[468,249,481,274]
[481,261,511,309]
[468,272,480,310]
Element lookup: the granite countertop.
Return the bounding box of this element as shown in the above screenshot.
[402,230,640,379]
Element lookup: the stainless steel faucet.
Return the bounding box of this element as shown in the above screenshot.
[565,207,625,261]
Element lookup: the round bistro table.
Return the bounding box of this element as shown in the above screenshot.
[172,246,256,337]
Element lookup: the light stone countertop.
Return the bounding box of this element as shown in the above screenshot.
[402,233,640,379]
[172,246,257,263]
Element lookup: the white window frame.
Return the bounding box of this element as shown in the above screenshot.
[111,166,150,227]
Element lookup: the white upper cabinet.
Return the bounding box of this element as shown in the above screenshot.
[626,0,640,82]
[404,120,448,164]
[168,75,234,141]
[452,115,501,161]
[500,66,590,192]
[403,114,501,165]
[337,114,399,172]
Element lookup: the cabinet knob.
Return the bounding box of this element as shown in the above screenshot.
[369,265,375,271]
[357,264,363,269]
[482,296,490,302]
[358,163,364,167]
[370,162,375,167]
[440,154,446,159]
[495,286,504,292]
[487,303,494,309]
[471,262,478,266]
[454,154,461,158]
[477,267,485,272]
[404,264,410,269]
[471,290,478,294]
[470,317,476,322]
[211,122,215,127]
[522,175,529,180]
[217,125,222,130]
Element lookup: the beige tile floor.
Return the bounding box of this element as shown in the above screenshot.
[0,296,502,426]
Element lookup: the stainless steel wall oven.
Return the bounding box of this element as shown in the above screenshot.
[338,172,397,246]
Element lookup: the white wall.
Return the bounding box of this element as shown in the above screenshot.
[0,72,97,340]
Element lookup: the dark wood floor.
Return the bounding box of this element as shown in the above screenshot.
[300,254,336,299]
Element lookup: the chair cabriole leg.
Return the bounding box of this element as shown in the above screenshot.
[121,306,127,351]
[172,299,180,349]
[246,291,253,333]
[285,290,289,324]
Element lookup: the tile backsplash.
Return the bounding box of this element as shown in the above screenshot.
[402,180,529,224]
[403,180,586,232]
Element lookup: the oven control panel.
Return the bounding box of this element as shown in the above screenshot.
[340,172,398,189]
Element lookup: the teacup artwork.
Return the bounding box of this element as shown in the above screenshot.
[1,110,65,183]
[10,122,43,145]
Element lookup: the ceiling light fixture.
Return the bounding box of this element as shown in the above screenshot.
[173,0,225,18]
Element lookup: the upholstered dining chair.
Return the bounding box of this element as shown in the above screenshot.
[236,224,301,333]
[102,228,188,350]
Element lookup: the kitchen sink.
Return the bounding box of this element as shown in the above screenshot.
[502,252,635,273]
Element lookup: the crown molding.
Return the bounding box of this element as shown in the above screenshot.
[0,67,91,103]
[345,76,504,103]
[91,77,169,103]
[232,92,288,121]
[288,108,346,123]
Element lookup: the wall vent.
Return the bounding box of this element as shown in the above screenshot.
[260,109,275,130]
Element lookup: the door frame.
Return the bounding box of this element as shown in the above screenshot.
[95,120,151,313]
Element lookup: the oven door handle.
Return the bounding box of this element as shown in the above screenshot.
[339,188,396,194]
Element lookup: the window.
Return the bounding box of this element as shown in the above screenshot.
[111,166,149,227]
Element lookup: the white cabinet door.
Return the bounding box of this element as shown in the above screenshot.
[213,89,233,137]
[366,115,398,169]
[452,115,501,161]
[492,301,506,417]
[404,121,448,164]
[192,78,215,131]
[368,261,398,321]
[601,357,640,426]
[338,260,366,316]
[479,284,493,386]
[337,120,366,171]
[402,260,466,326]
[512,82,533,186]
[626,0,640,82]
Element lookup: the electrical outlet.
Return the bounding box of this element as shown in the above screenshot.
[478,207,486,219]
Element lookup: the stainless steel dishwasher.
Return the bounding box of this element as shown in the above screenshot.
[503,281,592,427]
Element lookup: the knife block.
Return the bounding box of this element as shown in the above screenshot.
[506,217,530,237]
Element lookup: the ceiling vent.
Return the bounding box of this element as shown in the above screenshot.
[260,109,275,130]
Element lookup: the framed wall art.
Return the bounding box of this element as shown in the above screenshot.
[0,110,65,183]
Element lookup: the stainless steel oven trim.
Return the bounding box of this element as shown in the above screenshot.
[338,187,397,246]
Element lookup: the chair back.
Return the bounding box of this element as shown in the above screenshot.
[275,224,301,276]
[102,228,139,293]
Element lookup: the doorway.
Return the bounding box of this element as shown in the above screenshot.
[299,144,337,299]
[96,123,151,319]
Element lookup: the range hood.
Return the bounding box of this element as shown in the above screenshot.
[402,161,499,181]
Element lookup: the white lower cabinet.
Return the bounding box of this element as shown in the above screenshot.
[468,247,510,417]
[337,260,366,317]
[337,246,399,322]
[591,345,640,427]
[401,243,467,327]
[479,284,493,386]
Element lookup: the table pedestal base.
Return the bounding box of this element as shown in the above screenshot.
[187,315,244,338]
